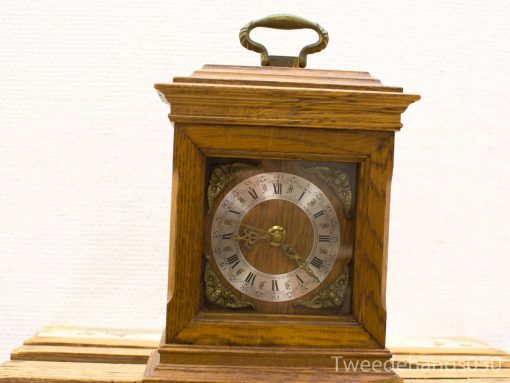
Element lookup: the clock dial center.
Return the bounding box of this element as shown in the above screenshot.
[267,225,286,247]
[240,199,314,275]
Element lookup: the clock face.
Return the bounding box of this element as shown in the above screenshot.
[211,172,340,302]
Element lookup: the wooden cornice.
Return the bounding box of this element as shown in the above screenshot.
[155,65,420,131]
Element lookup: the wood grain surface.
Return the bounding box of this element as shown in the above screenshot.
[149,64,420,381]
[164,127,206,343]
[176,122,396,348]
[156,64,419,131]
[1,327,508,383]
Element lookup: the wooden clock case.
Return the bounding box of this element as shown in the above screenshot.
[143,64,420,382]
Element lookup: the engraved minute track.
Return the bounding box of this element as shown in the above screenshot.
[211,172,340,302]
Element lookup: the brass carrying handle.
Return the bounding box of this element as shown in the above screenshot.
[239,14,329,68]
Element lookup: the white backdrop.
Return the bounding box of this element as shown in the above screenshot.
[1,0,509,361]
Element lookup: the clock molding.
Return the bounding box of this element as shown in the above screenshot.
[144,64,419,382]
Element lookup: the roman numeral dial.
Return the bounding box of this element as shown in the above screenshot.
[211,171,341,303]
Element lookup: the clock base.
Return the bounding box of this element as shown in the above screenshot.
[142,347,403,383]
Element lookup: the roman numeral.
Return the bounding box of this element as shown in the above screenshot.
[272,280,279,291]
[229,209,241,215]
[319,235,330,242]
[226,254,240,268]
[273,183,282,194]
[311,257,323,269]
[245,272,256,285]
[313,210,325,219]
[248,189,258,200]
[296,274,304,284]
[222,232,234,239]
[298,191,306,201]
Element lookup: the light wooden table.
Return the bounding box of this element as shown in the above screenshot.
[0,326,508,382]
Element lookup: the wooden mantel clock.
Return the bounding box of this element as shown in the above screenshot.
[144,14,419,383]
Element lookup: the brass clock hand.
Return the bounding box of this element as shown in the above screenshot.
[225,221,283,248]
[280,241,320,283]
[229,222,320,282]
[224,220,271,235]
[240,223,271,235]
[240,222,270,235]
[227,222,320,282]
[232,225,270,249]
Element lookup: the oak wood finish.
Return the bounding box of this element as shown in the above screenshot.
[1,327,508,383]
[11,345,152,364]
[171,313,377,349]
[157,65,419,131]
[147,64,419,382]
[158,344,391,368]
[164,128,205,341]
[181,124,394,345]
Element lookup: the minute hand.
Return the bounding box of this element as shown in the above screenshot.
[280,241,320,282]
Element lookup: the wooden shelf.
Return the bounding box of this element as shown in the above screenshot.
[1,326,508,382]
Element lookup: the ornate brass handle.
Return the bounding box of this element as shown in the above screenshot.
[239,14,329,68]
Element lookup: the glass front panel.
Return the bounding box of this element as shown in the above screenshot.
[202,158,356,315]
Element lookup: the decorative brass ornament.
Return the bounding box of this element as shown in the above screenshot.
[239,14,329,68]
[207,162,253,213]
[305,166,353,218]
[296,262,350,309]
[204,257,255,310]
